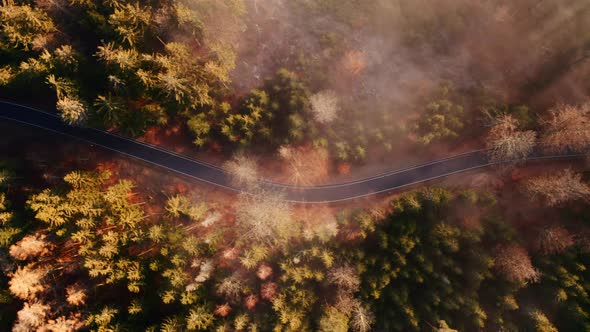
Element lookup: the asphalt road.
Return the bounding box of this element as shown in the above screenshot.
[0,101,580,203]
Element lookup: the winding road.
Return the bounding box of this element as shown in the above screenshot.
[0,101,581,203]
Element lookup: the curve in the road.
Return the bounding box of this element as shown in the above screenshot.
[0,101,581,203]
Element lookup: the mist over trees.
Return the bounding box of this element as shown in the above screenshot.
[2,0,590,166]
[1,0,590,331]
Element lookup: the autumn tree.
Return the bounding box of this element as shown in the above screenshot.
[524,169,590,206]
[12,301,49,332]
[9,234,48,260]
[486,114,536,165]
[494,244,539,284]
[541,103,590,153]
[535,226,574,255]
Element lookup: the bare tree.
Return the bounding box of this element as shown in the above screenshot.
[310,90,339,124]
[235,191,298,244]
[216,273,245,302]
[334,290,357,314]
[535,226,574,255]
[278,145,329,186]
[350,302,374,332]
[494,244,539,284]
[223,154,259,188]
[486,114,536,165]
[328,266,360,292]
[524,169,590,206]
[541,103,590,153]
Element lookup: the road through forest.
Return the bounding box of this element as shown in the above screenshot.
[0,101,581,203]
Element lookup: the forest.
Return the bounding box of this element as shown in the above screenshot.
[1,0,590,331]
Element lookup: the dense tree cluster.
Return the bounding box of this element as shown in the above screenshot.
[0,163,589,330]
[413,84,466,145]
[0,0,240,134]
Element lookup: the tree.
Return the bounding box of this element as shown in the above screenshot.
[435,320,458,332]
[186,307,215,330]
[414,92,464,145]
[350,302,374,332]
[27,189,68,228]
[216,273,244,302]
[9,234,48,260]
[341,50,367,76]
[328,266,360,292]
[310,90,339,123]
[94,94,123,127]
[0,3,55,51]
[9,265,46,300]
[108,2,151,47]
[166,195,191,218]
[530,310,558,332]
[260,282,278,301]
[235,191,298,244]
[0,66,13,85]
[535,226,574,255]
[86,306,118,331]
[351,188,502,331]
[224,69,311,146]
[318,306,349,332]
[524,169,590,206]
[244,294,258,310]
[65,285,86,306]
[214,303,231,317]
[494,245,539,284]
[12,301,49,332]
[223,89,271,145]
[278,145,329,185]
[56,96,86,125]
[223,154,259,188]
[486,114,536,165]
[187,114,211,147]
[257,264,272,280]
[541,103,590,153]
[43,315,83,332]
